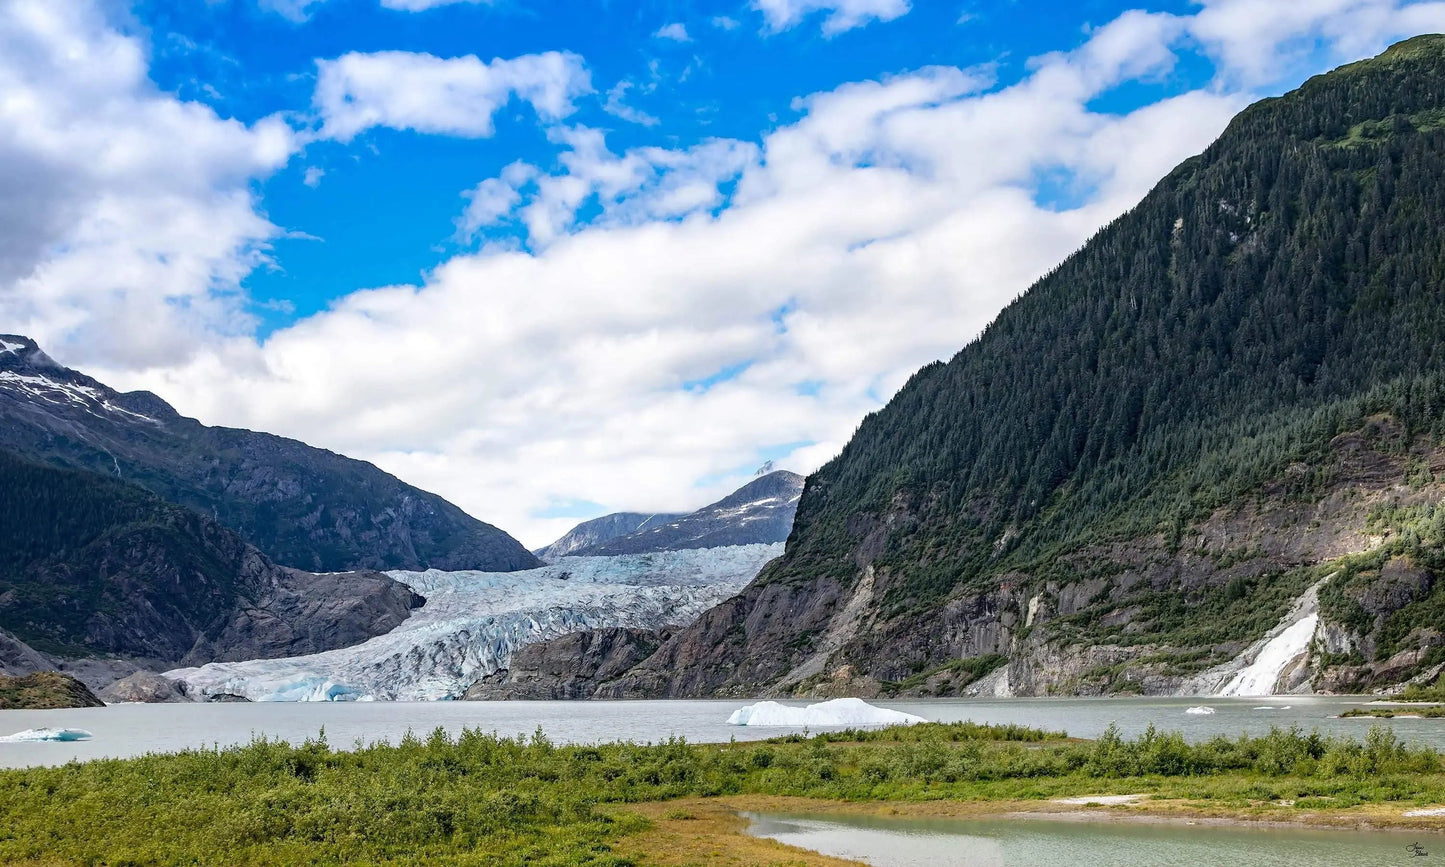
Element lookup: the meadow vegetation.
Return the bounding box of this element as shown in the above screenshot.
[1,721,1443,865]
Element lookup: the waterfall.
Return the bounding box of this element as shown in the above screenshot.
[1219,612,1319,696]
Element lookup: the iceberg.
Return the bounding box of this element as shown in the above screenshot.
[169,544,780,702]
[1184,706,1215,715]
[0,728,93,743]
[727,698,927,727]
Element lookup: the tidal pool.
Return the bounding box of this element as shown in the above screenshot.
[745,811,1436,866]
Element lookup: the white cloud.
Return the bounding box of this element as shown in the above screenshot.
[752,0,912,35]
[1187,0,1445,85]
[0,0,296,368]
[303,166,325,188]
[712,15,742,30]
[655,23,691,42]
[380,0,496,9]
[259,0,328,21]
[456,162,535,240]
[263,0,496,18]
[313,50,591,141]
[603,79,661,126]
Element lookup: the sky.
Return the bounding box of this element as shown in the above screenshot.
[4,0,1445,548]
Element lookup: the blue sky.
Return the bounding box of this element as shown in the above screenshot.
[5,0,1445,545]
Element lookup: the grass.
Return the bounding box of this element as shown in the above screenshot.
[1341,707,1445,719]
[1,721,1444,865]
[0,672,102,710]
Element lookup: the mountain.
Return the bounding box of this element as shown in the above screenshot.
[543,471,805,557]
[604,36,1445,699]
[0,335,537,573]
[535,512,685,559]
[0,448,423,683]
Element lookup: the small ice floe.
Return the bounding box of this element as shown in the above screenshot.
[0,727,93,743]
[1405,808,1445,818]
[1185,706,1216,715]
[1253,706,1291,711]
[727,697,927,727]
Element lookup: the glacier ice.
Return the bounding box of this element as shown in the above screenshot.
[0,728,93,743]
[168,544,780,702]
[727,698,927,727]
[1184,706,1215,715]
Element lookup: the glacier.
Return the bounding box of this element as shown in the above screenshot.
[727,698,927,727]
[168,544,780,702]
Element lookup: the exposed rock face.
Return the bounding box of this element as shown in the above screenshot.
[0,671,103,709]
[0,334,536,573]
[98,670,189,704]
[535,513,685,559]
[464,628,668,700]
[200,569,424,663]
[561,472,804,557]
[0,629,48,677]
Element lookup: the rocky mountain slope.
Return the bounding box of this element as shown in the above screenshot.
[0,448,423,686]
[601,36,1445,699]
[535,512,684,559]
[544,471,804,557]
[0,335,536,573]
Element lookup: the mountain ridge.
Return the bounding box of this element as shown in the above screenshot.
[0,335,537,574]
[546,471,804,557]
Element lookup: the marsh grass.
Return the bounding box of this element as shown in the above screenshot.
[0,722,1442,865]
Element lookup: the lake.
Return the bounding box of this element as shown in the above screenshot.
[744,811,1433,866]
[3,695,1444,769]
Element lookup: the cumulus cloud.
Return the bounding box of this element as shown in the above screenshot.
[753,0,912,35]
[655,23,691,42]
[313,50,591,141]
[0,0,296,367]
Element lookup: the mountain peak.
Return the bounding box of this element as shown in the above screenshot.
[0,335,59,372]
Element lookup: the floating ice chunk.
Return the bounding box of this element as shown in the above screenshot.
[727,698,927,727]
[1185,706,1216,715]
[0,727,93,743]
[1253,706,1291,711]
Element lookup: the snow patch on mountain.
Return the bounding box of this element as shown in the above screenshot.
[167,544,780,702]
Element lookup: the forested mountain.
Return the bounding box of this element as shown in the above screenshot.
[607,36,1445,699]
[0,336,536,573]
[0,448,421,675]
[551,471,804,557]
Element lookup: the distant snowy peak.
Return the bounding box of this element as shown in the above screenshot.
[535,511,686,560]
[558,471,805,557]
[0,334,166,424]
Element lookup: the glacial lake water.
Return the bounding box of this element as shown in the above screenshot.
[744,811,1434,866]
[2,695,1444,769]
